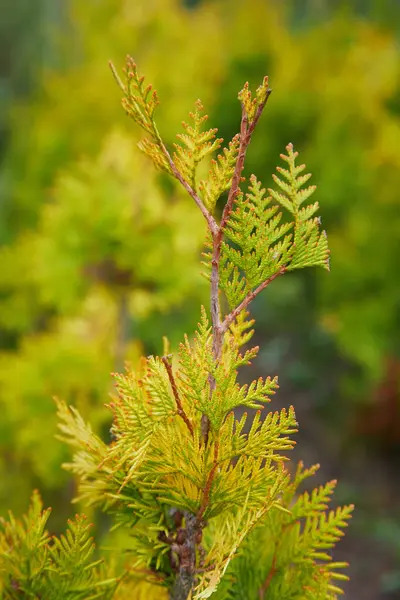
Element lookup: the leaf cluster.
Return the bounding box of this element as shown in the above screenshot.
[212,463,353,600]
[48,57,353,600]
[219,144,329,309]
[56,309,301,597]
[0,491,117,600]
[112,57,241,214]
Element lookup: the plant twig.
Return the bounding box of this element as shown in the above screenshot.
[221,266,287,334]
[221,88,272,230]
[159,140,219,236]
[197,440,219,521]
[162,356,194,436]
[258,552,277,599]
[169,84,271,600]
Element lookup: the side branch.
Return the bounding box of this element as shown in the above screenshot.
[222,266,286,333]
[162,356,194,437]
[159,140,219,236]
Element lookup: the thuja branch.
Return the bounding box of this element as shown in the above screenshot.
[162,355,194,437]
[109,58,218,236]
[103,60,349,600]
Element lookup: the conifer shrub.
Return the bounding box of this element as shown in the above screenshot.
[0,57,353,600]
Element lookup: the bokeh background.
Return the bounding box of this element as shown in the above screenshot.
[1,0,400,598]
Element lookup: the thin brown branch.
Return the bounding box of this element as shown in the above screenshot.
[158,140,218,236]
[222,266,286,334]
[258,552,277,599]
[220,108,248,230]
[162,356,194,437]
[220,88,272,230]
[197,440,219,521]
[156,137,221,447]
[158,133,220,445]
[207,86,272,370]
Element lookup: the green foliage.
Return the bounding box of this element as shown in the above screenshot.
[57,307,353,598]
[212,464,353,600]
[218,145,329,309]
[57,310,292,523]
[0,491,116,599]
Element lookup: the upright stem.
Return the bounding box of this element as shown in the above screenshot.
[202,228,223,443]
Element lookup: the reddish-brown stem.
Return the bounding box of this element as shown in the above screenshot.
[203,237,223,443]
[197,440,219,521]
[220,109,248,230]
[162,356,194,437]
[159,140,218,236]
[258,552,277,599]
[221,89,272,231]
[222,267,286,334]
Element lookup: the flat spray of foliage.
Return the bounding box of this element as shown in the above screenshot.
[0,57,353,600]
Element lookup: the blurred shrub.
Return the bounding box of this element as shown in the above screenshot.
[0,131,206,508]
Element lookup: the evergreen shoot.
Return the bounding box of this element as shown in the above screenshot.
[0,55,353,600]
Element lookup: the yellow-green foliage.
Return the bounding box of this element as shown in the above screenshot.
[47,58,352,599]
[0,491,117,599]
[56,309,353,598]
[212,464,352,600]
[0,37,355,596]
[217,147,329,309]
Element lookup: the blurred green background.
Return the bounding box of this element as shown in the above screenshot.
[1,0,400,598]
